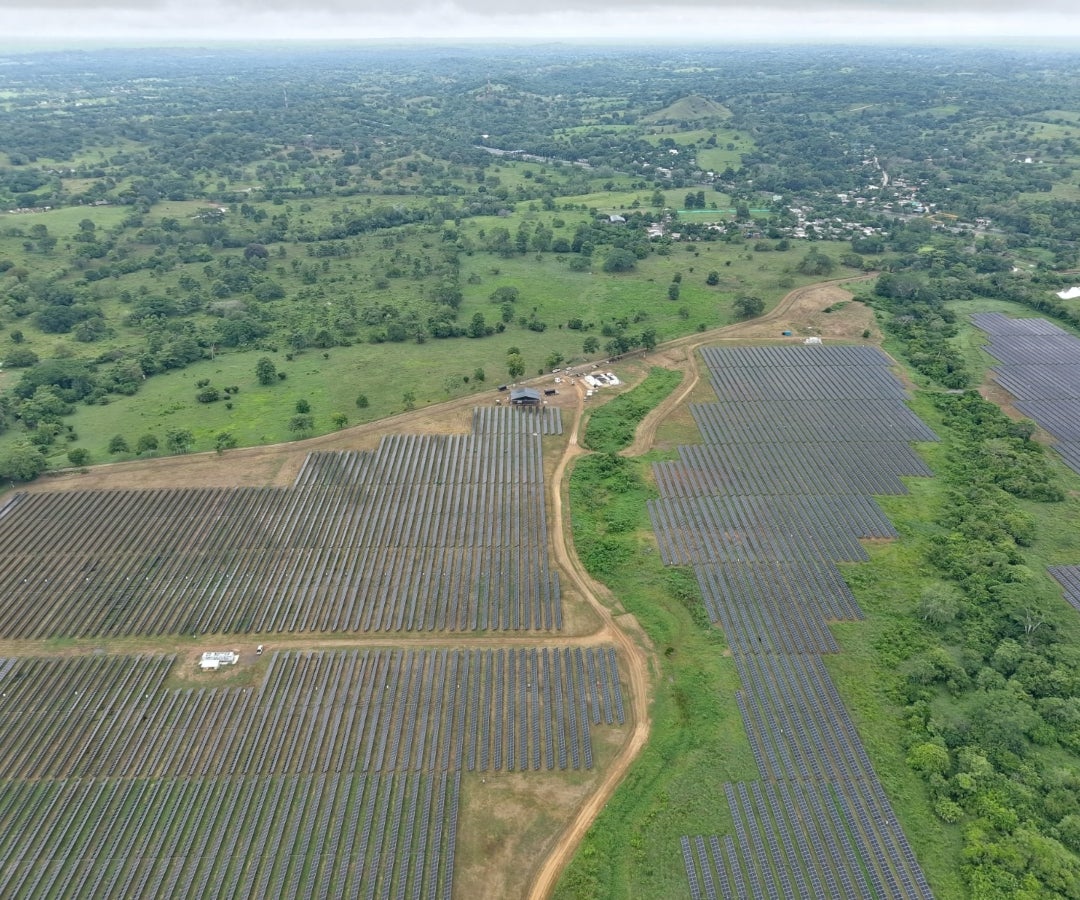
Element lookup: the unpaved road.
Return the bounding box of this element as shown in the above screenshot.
[525,378,652,900]
[622,276,876,457]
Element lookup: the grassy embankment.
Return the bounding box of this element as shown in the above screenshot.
[555,368,757,898]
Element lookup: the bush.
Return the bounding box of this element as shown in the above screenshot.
[135,433,159,454]
[66,447,90,467]
[196,386,220,403]
[4,347,39,368]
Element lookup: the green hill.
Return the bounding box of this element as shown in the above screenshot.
[643,94,731,123]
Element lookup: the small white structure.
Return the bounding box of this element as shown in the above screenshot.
[1056,287,1080,300]
[804,337,823,345]
[200,651,239,671]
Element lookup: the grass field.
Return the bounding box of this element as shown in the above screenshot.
[556,450,757,899]
[12,227,856,463]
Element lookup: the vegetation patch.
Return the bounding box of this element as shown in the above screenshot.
[558,452,756,898]
[582,367,682,453]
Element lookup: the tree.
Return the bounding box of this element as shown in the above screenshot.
[733,296,765,319]
[214,431,237,454]
[906,742,950,776]
[331,412,348,429]
[489,286,519,304]
[295,398,311,414]
[5,348,38,368]
[288,414,314,437]
[602,248,636,273]
[255,357,277,385]
[355,393,369,409]
[797,248,836,276]
[108,434,129,455]
[917,584,961,625]
[473,367,486,383]
[667,282,680,301]
[0,445,46,482]
[402,391,417,411]
[165,428,194,454]
[583,336,600,354]
[706,270,720,285]
[507,354,525,379]
[135,433,159,454]
[67,448,90,467]
[546,351,565,371]
[467,312,488,338]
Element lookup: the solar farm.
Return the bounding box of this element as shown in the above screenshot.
[0,409,563,639]
[650,344,937,899]
[975,311,1080,474]
[0,404,633,899]
[978,312,1080,638]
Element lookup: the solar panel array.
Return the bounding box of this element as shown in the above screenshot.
[0,408,562,638]
[975,311,1080,474]
[652,344,934,899]
[1048,566,1080,613]
[0,646,625,898]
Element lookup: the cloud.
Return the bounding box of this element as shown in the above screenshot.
[2,0,1078,42]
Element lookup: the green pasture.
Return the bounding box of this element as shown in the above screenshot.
[555,449,756,899]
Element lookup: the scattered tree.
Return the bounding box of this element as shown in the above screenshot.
[165,428,194,454]
[602,248,636,273]
[733,295,765,319]
[355,393,369,409]
[134,433,159,454]
[214,431,238,454]
[255,356,277,385]
[288,414,314,437]
[331,412,348,429]
[295,398,311,414]
[402,391,417,411]
[108,434,130,455]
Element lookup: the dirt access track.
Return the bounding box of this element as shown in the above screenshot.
[16,277,876,899]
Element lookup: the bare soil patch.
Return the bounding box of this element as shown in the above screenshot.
[455,770,599,900]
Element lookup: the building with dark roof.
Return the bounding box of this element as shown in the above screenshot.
[509,387,542,405]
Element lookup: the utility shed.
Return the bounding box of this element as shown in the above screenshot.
[509,387,542,406]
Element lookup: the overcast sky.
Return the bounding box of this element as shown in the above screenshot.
[2,0,1078,44]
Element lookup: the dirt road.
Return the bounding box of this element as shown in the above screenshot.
[525,377,653,900]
